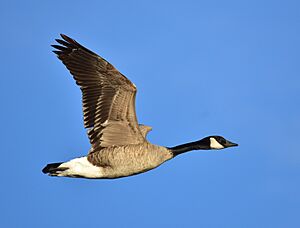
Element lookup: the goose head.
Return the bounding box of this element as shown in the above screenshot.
[203,136,238,149]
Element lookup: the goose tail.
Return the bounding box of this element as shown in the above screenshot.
[42,162,68,175]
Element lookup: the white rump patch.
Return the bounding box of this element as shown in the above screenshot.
[210,138,224,149]
[59,157,103,178]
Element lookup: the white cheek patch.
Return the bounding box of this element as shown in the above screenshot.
[210,138,224,149]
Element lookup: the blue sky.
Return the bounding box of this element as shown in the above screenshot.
[1,0,299,227]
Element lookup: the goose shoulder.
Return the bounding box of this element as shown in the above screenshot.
[138,124,152,138]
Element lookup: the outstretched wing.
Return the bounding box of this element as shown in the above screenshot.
[52,34,145,150]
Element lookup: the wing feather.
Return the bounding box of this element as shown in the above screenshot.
[52,34,145,150]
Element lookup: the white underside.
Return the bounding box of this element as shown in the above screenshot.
[58,157,103,178]
[210,138,224,149]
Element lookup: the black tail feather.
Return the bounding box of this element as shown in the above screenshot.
[42,162,66,174]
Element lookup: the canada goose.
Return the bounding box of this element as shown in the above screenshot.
[42,34,238,179]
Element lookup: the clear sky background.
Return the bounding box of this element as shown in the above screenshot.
[1,0,299,227]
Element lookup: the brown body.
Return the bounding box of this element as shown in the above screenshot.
[88,143,172,178]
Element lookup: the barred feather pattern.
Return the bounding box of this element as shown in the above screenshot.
[52,34,145,150]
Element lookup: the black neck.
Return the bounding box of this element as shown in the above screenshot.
[168,138,210,157]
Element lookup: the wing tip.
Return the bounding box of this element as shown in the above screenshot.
[52,34,78,56]
[60,33,69,40]
[52,50,61,55]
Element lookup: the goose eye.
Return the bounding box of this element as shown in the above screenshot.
[219,138,226,144]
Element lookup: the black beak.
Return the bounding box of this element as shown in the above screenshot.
[224,140,238,148]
